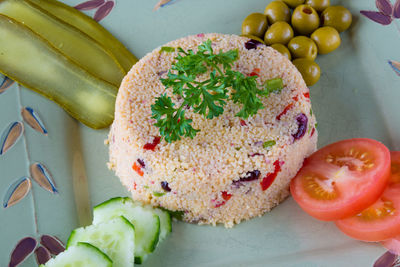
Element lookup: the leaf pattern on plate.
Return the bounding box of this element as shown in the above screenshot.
[0,121,24,155]
[21,107,48,135]
[0,76,14,94]
[394,0,400,18]
[34,246,51,265]
[389,60,400,76]
[93,1,115,22]
[3,177,31,208]
[40,235,65,256]
[8,237,37,267]
[376,0,393,16]
[74,0,105,10]
[360,10,393,25]
[154,0,175,11]
[30,162,58,194]
[374,250,398,267]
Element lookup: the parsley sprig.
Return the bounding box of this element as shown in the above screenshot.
[152,40,283,142]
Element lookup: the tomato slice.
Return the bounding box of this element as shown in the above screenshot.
[335,152,400,242]
[290,138,391,221]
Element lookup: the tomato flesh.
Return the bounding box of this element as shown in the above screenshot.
[290,138,391,221]
[335,152,400,242]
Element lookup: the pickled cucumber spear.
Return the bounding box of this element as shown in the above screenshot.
[28,0,138,72]
[0,0,125,87]
[0,14,117,129]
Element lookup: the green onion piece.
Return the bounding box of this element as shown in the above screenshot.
[263,140,276,149]
[235,147,241,151]
[160,46,176,53]
[153,191,165,197]
[264,78,283,93]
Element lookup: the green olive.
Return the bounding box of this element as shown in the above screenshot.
[264,22,294,45]
[264,1,291,24]
[288,36,318,60]
[311,26,341,54]
[321,6,352,32]
[293,58,320,86]
[271,44,292,60]
[305,0,330,12]
[241,13,268,38]
[240,34,266,44]
[292,5,320,35]
[282,0,305,8]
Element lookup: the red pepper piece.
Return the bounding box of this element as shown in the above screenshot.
[249,72,259,77]
[249,68,261,77]
[143,136,161,151]
[310,128,316,137]
[221,191,232,201]
[260,160,284,191]
[214,201,226,208]
[303,92,310,98]
[276,103,294,120]
[240,119,247,126]
[292,95,299,101]
[132,162,144,176]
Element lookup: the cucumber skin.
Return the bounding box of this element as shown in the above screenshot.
[65,215,135,249]
[93,196,131,211]
[150,206,172,241]
[95,198,170,239]
[78,242,113,266]
[42,242,113,267]
[147,214,160,253]
[93,197,161,260]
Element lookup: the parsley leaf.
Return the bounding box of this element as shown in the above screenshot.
[151,40,283,142]
[228,71,265,119]
[151,94,198,142]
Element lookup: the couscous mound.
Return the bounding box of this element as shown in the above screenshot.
[108,33,317,227]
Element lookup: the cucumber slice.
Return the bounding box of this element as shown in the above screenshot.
[28,0,137,72]
[149,207,172,242]
[67,216,135,267]
[93,197,160,263]
[40,242,112,267]
[0,0,125,87]
[0,14,116,129]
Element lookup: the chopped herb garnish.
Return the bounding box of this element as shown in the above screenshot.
[153,191,166,197]
[263,78,283,95]
[263,140,276,149]
[160,46,176,53]
[235,147,241,151]
[143,185,149,189]
[152,39,284,142]
[163,209,185,220]
[310,108,313,116]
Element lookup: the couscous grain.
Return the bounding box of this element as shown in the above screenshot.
[108,33,318,227]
